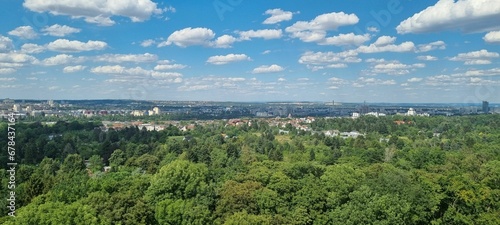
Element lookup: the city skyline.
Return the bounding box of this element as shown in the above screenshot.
[1,0,500,103]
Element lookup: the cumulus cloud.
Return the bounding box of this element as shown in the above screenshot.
[47,39,107,52]
[21,43,45,54]
[0,68,16,74]
[449,49,499,65]
[213,35,238,48]
[252,64,284,74]
[23,0,163,26]
[417,41,446,52]
[0,36,13,52]
[42,24,81,37]
[8,26,38,39]
[91,65,150,76]
[40,54,83,66]
[417,55,438,61]
[0,52,38,67]
[285,12,359,44]
[299,50,360,71]
[63,65,86,73]
[484,31,500,44]
[238,29,282,40]
[94,53,157,63]
[356,36,415,53]
[206,54,251,65]
[263,8,293,24]
[154,64,187,70]
[371,62,425,75]
[320,33,370,46]
[355,77,396,87]
[408,77,423,82]
[159,27,215,47]
[140,39,155,47]
[397,0,500,34]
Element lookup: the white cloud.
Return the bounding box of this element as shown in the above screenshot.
[371,62,425,75]
[373,36,396,46]
[263,8,293,24]
[449,49,499,65]
[238,29,282,40]
[0,77,16,81]
[356,77,396,86]
[63,65,86,73]
[178,85,211,91]
[0,36,13,52]
[42,24,81,37]
[207,54,251,65]
[140,39,156,47]
[417,41,446,52]
[0,53,38,67]
[47,39,107,52]
[151,71,183,81]
[397,0,500,34]
[357,36,415,53]
[320,33,370,46]
[484,31,500,44]
[252,64,284,74]
[0,68,16,74]
[21,43,45,54]
[408,77,423,82]
[285,12,359,44]
[417,55,438,61]
[298,50,360,70]
[8,26,38,39]
[23,0,163,26]
[213,35,238,48]
[367,27,379,32]
[95,53,157,63]
[154,64,187,70]
[262,50,271,55]
[40,54,82,66]
[159,27,215,47]
[91,65,150,76]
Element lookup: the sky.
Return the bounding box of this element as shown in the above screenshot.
[0,0,500,103]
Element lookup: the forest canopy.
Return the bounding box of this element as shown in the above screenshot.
[1,115,499,224]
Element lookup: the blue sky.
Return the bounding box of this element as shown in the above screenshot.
[1,0,500,103]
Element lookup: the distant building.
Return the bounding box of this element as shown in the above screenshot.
[407,108,417,116]
[153,107,161,115]
[12,104,21,112]
[483,101,489,113]
[131,110,145,116]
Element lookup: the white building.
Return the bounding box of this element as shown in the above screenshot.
[153,107,161,115]
[12,104,21,112]
[407,108,417,116]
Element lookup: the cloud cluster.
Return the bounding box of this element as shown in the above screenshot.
[47,39,107,52]
[252,64,284,74]
[263,9,293,24]
[285,12,368,46]
[42,24,81,37]
[397,0,500,34]
[484,31,500,44]
[449,49,499,65]
[8,26,38,39]
[206,54,251,65]
[23,0,163,26]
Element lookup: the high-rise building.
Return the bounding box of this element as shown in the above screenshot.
[482,101,489,113]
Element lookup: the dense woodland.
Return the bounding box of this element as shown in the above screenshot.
[1,115,499,224]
